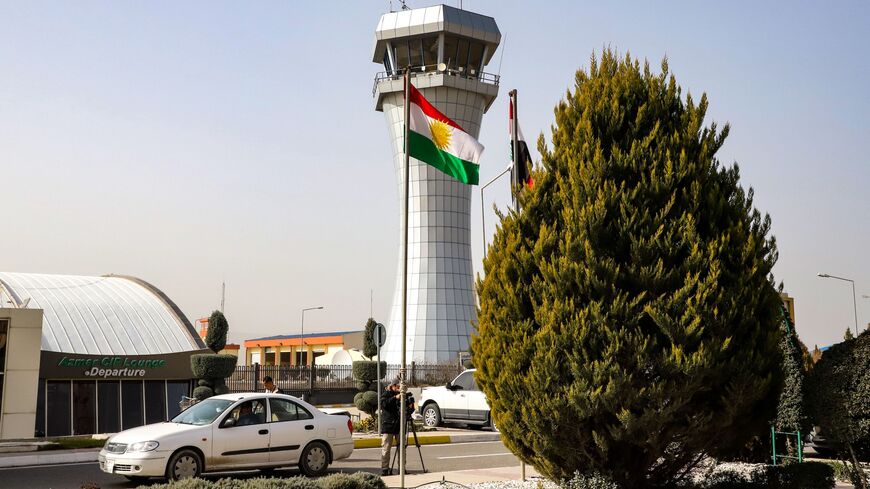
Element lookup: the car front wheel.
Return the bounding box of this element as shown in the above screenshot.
[489,413,499,432]
[165,449,202,481]
[422,403,441,428]
[299,441,330,477]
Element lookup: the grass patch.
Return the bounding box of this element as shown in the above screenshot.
[49,437,106,450]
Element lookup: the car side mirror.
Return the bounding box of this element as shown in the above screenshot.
[221,417,236,428]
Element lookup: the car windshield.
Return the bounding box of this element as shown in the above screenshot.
[171,399,234,426]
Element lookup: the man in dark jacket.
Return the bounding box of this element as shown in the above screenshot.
[380,382,404,475]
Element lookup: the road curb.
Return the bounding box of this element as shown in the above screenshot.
[0,449,100,469]
[353,432,500,448]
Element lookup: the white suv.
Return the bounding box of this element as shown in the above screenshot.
[417,369,497,431]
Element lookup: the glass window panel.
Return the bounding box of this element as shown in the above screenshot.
[394,41,410,70]
[442,36,458,68]
[98,381,120,434]
[122,380,144,430]
[166,381,190,420]
[383,50,393,74]
[73,380,96,435]
[145,380,166,424]
[46,381,71,436]
[467,42,484,74]
[409,38,424,69]
[423,36,438,67]
[456,38,470,72]
[452,371,473,390]
[35,378,45,437]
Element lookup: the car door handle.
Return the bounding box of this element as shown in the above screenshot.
[259,429,269,435]
[304,425,314,431]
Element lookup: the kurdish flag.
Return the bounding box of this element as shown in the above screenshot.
[408,84,484,185]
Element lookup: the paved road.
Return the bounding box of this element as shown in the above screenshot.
[0,440,519,489]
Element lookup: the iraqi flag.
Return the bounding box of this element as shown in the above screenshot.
[509,100,534,188]
[408,84,484,185]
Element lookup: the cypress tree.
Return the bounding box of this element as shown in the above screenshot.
[774,306,809,458]
[474,51,784,487]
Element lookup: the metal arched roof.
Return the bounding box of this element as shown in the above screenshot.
[0,272,206,355]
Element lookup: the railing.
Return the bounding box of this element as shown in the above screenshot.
[227,363,465,394]
[372,65,500,97]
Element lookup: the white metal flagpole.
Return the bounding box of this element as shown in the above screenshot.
[399,68,411,489]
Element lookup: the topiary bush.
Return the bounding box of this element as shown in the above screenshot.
[354,390,379,418]
[363,318,379,359]
[140,472,383,489]
[205,310,229,353]
[474,50,784,488]
[191,354,238,379]
[192,385,213,401]
[352,361,387,382]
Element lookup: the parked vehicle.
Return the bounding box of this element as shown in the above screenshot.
[98,393,354,482]
[417,369,497,431]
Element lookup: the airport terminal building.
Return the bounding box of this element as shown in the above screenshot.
[0,272,208,439]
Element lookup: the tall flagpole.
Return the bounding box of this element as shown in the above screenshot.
[509,88,526,481]
[509,89,519,211]
[399,68,411,489]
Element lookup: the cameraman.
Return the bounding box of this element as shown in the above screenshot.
[380,381,414,475]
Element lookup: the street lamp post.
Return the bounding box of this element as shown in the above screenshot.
[818,273,858,337]
[301,306,325,366]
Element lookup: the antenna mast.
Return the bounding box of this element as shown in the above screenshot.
[220,281,225,312]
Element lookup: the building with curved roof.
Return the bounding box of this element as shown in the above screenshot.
[0,272,204,355]
[0,272,209,439]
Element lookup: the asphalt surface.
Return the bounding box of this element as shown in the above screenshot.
[0,440,519,488]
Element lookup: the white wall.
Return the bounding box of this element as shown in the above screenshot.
[0,308,43,440]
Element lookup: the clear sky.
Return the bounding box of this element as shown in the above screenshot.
[1,1,868,351]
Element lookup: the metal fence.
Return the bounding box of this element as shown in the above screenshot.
[227,363,464,394]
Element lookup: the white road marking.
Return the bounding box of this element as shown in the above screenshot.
[437,452,513,459]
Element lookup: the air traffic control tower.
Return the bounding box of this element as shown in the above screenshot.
[372,5,500,363]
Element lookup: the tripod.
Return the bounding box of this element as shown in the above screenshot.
[390,415,427,474]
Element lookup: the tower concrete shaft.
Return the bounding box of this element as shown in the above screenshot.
[372,5,500,363]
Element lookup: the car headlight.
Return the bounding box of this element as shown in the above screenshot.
[127,441,160,452]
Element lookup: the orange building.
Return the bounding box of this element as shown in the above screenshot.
[243,331,364,366]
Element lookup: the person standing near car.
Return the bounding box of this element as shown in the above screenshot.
[380,381,403,475]
[263,376,282,394]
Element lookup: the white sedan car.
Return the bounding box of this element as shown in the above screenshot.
[98,393,354,482]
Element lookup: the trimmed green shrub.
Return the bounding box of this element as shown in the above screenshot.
[142,473,380,489]
[140,477,216,489]
[354,390,379,417]
[363,318,378,359]
[352,361,387,383]
[354,381,371,392]
[206,310,229,353]
[191,354,238,379]
[474,50,784,488]
[766,462,834,489]
[198,379,212,387]
[214,384,230,395]
[699,471,756,489]
[192,385,214,400]
[347,472,386,489]
[319,473,359,489]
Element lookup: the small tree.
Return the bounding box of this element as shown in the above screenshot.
[774,306,809,458]
[363,318,378,359]
[807,331,870,489]
[844,328,855,341]
[205,310,229,353]
[192,310,236,400]
[474,51,784,487]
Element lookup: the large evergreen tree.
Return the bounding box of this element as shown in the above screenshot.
[474,51,784,487]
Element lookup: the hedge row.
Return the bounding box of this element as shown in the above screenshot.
[562,462,835,489]
[140,472,386,489]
